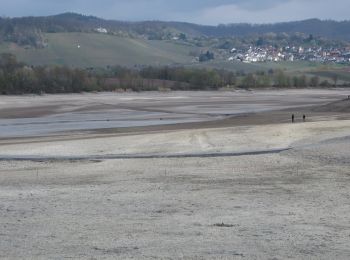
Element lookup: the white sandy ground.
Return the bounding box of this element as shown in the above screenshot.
[0,89,347,111]
[0,120,350,157]
[0,119,349,259]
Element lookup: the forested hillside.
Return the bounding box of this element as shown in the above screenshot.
[1,13,350,48]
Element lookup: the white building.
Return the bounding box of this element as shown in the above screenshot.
[95,27,108,34]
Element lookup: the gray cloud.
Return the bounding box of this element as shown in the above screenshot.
[0,0,349,24]
[186,0,350,24]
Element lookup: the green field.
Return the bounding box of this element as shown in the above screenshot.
[0,33,195,67]
[0,33,270,72]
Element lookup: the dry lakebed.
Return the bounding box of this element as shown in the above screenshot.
[0,89,350,259]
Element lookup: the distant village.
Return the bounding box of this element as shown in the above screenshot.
[94,26,350,64]
[228,45,350,64]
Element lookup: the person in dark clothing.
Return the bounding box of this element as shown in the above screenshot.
[303,114,306,122]
[292,114,295,123]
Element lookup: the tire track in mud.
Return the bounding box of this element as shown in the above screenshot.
[0,148,291,162]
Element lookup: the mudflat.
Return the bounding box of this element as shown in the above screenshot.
[0,89,349,138]
[0,89,350,259]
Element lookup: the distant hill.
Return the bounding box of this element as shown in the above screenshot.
[0,32,195,67]
[182,19,350,40]
[1,13,350,46]
[0,13,350,69]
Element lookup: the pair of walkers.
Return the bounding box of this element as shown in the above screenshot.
[292,114,306,123]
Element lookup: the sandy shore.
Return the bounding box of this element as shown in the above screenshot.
[0,90,350,259]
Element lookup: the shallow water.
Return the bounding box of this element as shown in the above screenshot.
[0,90,347,138]
[0,110,215,137]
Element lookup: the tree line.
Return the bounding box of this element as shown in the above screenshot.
[0,53,100,94]
[238,70,335,89]
[0,53,346,95]
[106,66,340,90]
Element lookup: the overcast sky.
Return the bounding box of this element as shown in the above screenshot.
[1,0,349,25]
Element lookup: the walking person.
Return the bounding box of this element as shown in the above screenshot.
[292,114,295,123]
[303,114,306,122]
